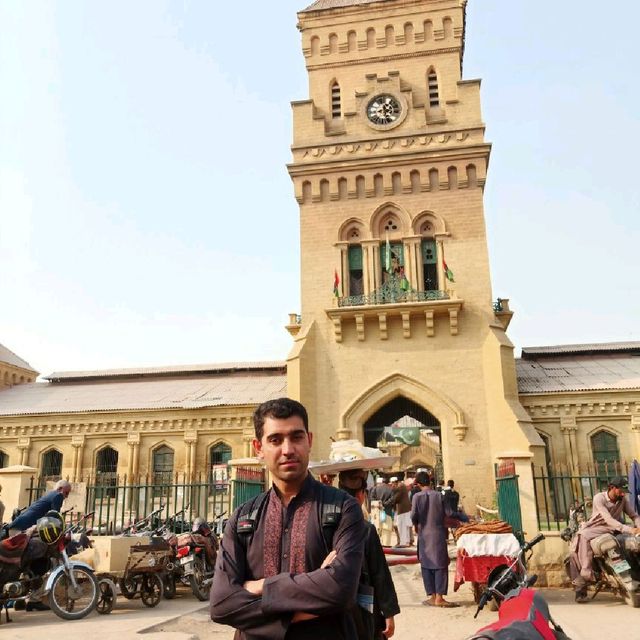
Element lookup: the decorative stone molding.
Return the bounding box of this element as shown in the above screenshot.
[453,423,468,441]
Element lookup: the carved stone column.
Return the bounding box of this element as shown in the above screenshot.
[184,431,198,480]
[71,435,85,482]
[127,433,140,482]
[632,416,640,460]
[17,437,31,467]
[336,241,348,297]
[560,417,578,475]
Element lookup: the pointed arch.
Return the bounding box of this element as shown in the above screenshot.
[413,210,447,236]
[342,373,466,444]
[370,202,411,238]
[338,217,367,242]
[41,447,63,479]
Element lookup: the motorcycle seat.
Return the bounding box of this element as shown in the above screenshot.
[0,533,29,565]
[590,533,618,557]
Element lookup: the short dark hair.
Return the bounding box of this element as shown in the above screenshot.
[447,479,455,488]
[253,397,309,441]
[415,471,431,487]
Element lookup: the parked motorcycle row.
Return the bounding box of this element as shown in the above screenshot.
[0,506,225,624]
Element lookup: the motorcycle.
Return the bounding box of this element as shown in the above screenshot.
[0,512,99,623]
[175,516,219,601]
[469,534,571,640]
[562,502,640,607]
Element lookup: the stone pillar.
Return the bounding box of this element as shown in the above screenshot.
[560,418,578,474]
[632,416,640,459]
[127,433,140,482]
[17,437,31,467]
[184,431,198,480]
[71,435,85,482]
[336,241,348,297]
[404,236,421,291]
[362,240,378,296]
[0,465,39,515]
[435,235,446,291]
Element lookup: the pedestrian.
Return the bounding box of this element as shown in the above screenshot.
[370,476,395,546]
[5,479,71,535]
[338,469,400,640]
[389,477,412,547]
[411,471,458,608]
[442,479,469,523]
[210,397,366,639]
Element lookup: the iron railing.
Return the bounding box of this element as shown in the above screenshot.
[495,460,524,543]
[532,461,632,531]
[339,288,449,307]
[26,472,232,534]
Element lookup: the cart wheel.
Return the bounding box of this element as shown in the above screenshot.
[163,573,176,600]
[140,574,163,607]
[96,578,117,614]
[118,576,138,599]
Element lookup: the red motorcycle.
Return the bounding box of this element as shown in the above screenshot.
[174,517,218,601]
[469,534,571,640]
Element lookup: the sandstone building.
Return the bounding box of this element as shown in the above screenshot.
[1,1,638,523]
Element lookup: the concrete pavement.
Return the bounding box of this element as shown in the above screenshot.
[1,566,636,639]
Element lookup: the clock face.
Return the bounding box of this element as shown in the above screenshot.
[366,94,402,126]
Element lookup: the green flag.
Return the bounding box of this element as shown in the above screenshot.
[383,426,420,446]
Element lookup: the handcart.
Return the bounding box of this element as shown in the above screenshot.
[453,529,521,604]
[93,538,173,614]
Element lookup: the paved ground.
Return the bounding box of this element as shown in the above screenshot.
[1,566,637,639]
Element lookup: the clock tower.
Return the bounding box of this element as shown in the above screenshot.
[287,0,542,510]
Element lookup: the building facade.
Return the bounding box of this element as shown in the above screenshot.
[1,2,638,524]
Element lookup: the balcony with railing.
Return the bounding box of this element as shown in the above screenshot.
[327,275,463,342]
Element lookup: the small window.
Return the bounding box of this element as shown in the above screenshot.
[348,245,364,297]
[0,451,8,468]
[428,70,440,108]
[381,242,404,282]
[96,447,119,498]
[422,240,438,290]
[153,445,174,496]
[591,431,621,477]
[331,82,341,119]
[42,449,63,480]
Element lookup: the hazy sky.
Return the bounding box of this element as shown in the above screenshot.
[1,0,638,377]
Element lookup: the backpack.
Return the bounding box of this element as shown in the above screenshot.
[236,482,345,553]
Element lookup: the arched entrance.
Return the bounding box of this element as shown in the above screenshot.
[363,395,442,481]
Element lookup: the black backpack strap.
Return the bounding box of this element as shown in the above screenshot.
[236,490,270,550]
[319,483,345,553]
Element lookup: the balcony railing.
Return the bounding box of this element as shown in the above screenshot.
[338,275,449,308]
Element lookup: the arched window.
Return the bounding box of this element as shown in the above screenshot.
[302,180,312,204]
[0,450,8,468]
[210,443,232,467]
[428,168,439,190]
[385,25,394,46]
[421,239,438,291]
[423,20,433,41]
[347,30,357,52]
[427,69,440,108]
[153,445,174,494]
[42,449,63,480]
[320,179,330,202]
[96,446,119,497]
[404,22,414,44]
[443,17,453,39]
[338,177,348,199]
[591,431,621,476]
[355,175,365,198]
[366,28,376,49]
[310,36,320,56]
[348,245,364,297]
[466,164,477,188]
[329,33,338,54]
[410,170,421,194]
[331,81,341,119]
[391,172,402,194]
[447,166,458,189]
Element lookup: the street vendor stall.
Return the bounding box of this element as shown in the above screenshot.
[453,523,520,603]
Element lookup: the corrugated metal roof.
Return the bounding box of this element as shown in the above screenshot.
[0,370,287,417]
[0,343,36,372]
[521,342,640,359]
[44,361,286,382]
[302,0,391,13]
[517,352,640,394]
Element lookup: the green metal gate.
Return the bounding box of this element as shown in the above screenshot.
[232,466,266,510]
[495,460,524,543]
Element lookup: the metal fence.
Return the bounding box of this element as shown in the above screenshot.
[495,460,524,543]
[532,461,632,531]
[26,472,233,534]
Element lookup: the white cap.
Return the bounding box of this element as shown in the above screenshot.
[389,476,398,482]
[376,477,384,483]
